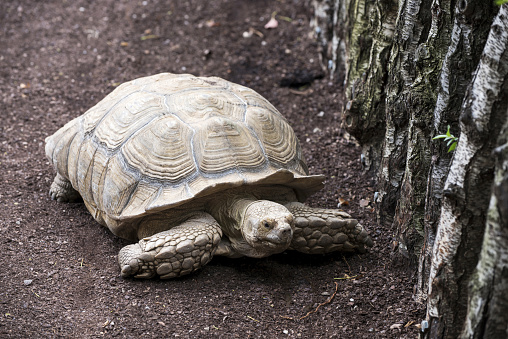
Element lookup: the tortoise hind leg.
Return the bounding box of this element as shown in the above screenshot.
[284,202,373,254]
[49,173,81,202]
[119,213,222,279]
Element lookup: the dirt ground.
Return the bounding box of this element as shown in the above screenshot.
[0,0,425,337]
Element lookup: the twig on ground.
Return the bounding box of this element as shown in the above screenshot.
[246,315,259,322]
[334,274,358,280]
[342,255,352,274]
[281,281,339,321]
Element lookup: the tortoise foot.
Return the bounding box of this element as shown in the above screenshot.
[285,202,373,254]
[118,213,223,279]
[49,173,81,202]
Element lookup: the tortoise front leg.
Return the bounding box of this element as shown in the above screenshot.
[284,202,373,254]
[119,213,222,279]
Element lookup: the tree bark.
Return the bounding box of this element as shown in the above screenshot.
[460,115,508,339]
[425,5,508,337]
[312,0,507,337]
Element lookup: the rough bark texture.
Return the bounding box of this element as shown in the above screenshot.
[314,0,492,266]
[425,4,508,337]
[458,6,508,338]
[312,0,507,337]
[460,116,508,339]
[415,0,495,301]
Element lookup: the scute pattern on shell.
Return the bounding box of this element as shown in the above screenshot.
[45,73,324,222]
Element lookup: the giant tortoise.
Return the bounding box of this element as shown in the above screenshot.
[45,73,373,279]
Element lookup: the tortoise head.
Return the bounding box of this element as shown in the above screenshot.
[240,201,294,257]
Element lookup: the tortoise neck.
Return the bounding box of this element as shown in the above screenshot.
[206,193,258,236]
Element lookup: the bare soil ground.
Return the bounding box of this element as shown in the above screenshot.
[0,0,424,337]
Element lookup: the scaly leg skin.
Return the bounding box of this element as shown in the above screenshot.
[49,173,81,202]
[118,213,222,279]
[285,202,373,254]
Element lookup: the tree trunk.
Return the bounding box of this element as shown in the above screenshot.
[312,0,508,337]
[425,5,508,337]
[461,114,508,338]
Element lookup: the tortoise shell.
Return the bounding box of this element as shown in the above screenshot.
[45,73,324,224]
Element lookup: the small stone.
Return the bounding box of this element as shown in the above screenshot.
[176,240,195,253]
[24,279,33,286]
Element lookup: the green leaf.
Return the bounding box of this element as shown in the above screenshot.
[448,142,457,152]
[495,0,508,6]
[433,125,458,152]
[446,125,453,137]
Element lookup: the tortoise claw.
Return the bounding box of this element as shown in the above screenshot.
[118,244,144,278]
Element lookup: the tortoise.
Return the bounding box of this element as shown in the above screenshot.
[45,73,373,279]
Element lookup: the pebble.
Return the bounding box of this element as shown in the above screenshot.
[23,279,33,286]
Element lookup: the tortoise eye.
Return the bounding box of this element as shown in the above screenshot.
[264,222,271,229]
